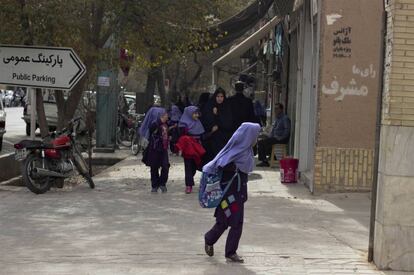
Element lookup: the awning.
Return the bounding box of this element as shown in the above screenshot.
[212,16,283,84]
[208,0,275,47]
[293,0,304,12]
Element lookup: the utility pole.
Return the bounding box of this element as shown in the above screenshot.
[94,35,119,153]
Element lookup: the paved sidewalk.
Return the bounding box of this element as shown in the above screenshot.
[0,155,410,274]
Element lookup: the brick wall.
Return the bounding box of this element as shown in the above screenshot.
[383,0,414,127]
[313,147,374,193]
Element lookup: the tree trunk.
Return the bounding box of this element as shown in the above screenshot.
[55,90,66,130]
[63,73,88,124]
[135,91,146,114]
[18,0,34,45]
[156,67,167,107]
[19,0,50,138]
[180,52,203,93]
[35,89,49,138]
[169,62,181,103]
[55,58,90,129]
[144,68,157,111]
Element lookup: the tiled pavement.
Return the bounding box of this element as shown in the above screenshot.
[0,155,410,274]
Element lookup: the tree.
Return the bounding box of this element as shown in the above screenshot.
[0,0,254,133]
[0,0,122,133]
[120,0,254,110]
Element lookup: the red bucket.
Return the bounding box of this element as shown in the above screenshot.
[280,157,299,183]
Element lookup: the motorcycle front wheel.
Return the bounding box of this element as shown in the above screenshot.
[22,154,52,194]
[73,146,95,189]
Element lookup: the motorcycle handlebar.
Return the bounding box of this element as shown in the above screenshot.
[52,117,82,137]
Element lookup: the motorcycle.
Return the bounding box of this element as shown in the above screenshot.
[14,117,95,194]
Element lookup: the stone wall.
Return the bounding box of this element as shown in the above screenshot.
[374,0,414,271]
[382,0,414,127]
[313,0,383,192]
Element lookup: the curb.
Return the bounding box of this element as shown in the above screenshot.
[0,150,130,185]
[0,153,21,182]
[1,176,23,186]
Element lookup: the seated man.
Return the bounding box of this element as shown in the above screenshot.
[257,103,290,167]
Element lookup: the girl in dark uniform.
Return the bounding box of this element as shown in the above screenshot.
[203,122,261,263]
[178,106,206,194]
[141,107,170,193]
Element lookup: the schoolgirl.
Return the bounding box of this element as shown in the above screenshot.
[176,106,208,194]
[141,107,170,193]
[203,122,261,263]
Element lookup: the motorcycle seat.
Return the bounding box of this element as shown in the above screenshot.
[17,140,54,149]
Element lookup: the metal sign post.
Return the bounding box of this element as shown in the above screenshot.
[30,88,36,139]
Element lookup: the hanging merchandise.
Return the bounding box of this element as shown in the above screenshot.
[274,23,284,56]
[268,40,274,55]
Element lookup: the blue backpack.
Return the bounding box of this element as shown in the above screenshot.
[199,170,240,208]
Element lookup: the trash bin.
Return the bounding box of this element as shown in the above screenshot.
[280,157,299,183]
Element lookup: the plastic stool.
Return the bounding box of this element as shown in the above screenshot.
[270,144,287,168]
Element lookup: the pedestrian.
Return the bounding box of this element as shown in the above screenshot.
[184,95,192,107]
[228,81,256,133]
[201,87,233,164]
[203,122,261,263]
[139,107,166,140]
[176,106,210,194]
[251,93,267,127]
[197,92,210,113]
[257,103,290,167]
[175,95,185,113]
[140,107,170,193]
[169,104,182,123]
[168,104,182,153]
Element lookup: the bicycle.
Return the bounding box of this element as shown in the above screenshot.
[131,113,145,155]
[116,113,135,147]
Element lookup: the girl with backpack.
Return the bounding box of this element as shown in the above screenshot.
[176,106,214,194]
[141,107,170,193]
[203,122,261,263]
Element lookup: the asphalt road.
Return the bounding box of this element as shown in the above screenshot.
[1,107,29,155]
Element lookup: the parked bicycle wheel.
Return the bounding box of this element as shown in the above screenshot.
[131,132,142,155]
[116,126,133,147]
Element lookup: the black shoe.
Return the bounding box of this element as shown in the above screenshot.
[256,161,270,167]
[205,243,214,257]
[160,186,167,193]
[226,253,244,263]
[151,187,158,193]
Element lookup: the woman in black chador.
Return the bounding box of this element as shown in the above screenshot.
[201,87,233,164]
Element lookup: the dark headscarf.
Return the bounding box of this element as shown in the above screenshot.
[201,87,231,131]
[212,87,226,103]
[198,92,211,112]
[176,95,185,113]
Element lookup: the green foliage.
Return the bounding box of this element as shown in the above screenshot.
[119,0,254,69]
[0,0,253,75]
